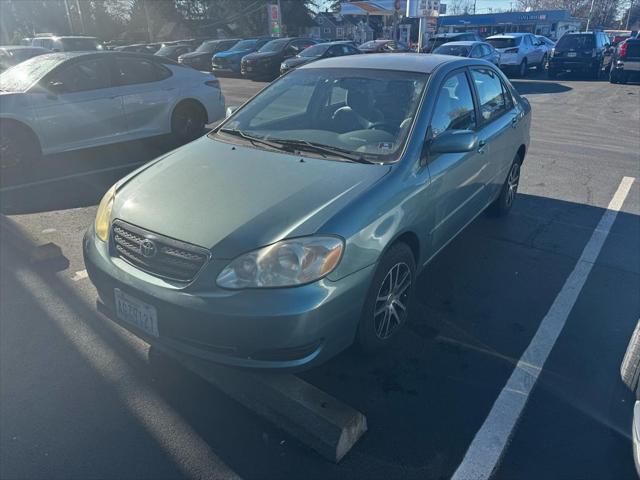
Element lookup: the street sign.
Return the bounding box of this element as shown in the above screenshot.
[406,0,440,18]
[268,4,281,37]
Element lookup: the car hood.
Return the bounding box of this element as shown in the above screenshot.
[179,51,209,60]
[215,49,250,59]
[243,51,280,61]
[113,136,391,258]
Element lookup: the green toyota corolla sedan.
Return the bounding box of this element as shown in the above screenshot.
[84,53,531,371]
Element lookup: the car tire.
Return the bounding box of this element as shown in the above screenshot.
[518,58,528,77]
[357,242,416,353]
[547,68,558,79]
[489,154,521,217]
[622,321,640,393]
[0,121,41,172]
[171,102,206,143]
[539,54,547,70]
[592,62,602,80]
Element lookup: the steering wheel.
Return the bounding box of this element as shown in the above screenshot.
[367,122,396,132]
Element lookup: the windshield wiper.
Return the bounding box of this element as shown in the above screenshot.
[268,138,377,164]
[218,128,289,151]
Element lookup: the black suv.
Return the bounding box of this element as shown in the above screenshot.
[241,37,316,80]
[610,36,640,84]
[548,31,613,79]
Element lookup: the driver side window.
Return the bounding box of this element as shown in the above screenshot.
[430,71,477,137]
[47,58,111,94]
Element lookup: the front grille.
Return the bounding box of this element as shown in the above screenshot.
[213,57,227,66]
[111,220,210,282]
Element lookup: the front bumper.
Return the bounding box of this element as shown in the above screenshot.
[548,57,598,72]
[241,61,278,78]
[83,226,374,371]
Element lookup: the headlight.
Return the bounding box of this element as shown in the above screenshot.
[217,236,344,289]
[95,185,116,241]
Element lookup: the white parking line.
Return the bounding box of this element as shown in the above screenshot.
[0,161,144,193]
[452,176,636,480]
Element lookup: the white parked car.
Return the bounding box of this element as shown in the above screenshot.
[0,52,225,169]
[486,33,547,76]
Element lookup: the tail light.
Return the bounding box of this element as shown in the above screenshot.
[504,47,519,54]
[619,41,628,59]
[205,79,220,88]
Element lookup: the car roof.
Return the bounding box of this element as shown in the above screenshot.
[301,52,466,74]
[34,35,98,40]
[0,45,48,50]
[488,33,529,38]
[435,33,471,37]
[438,41,482,46]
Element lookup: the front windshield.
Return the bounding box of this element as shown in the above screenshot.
[425,37,450,51]
[434,44,471,56]
[299,44,329,57]
[219,68,428,162]
[230,39,257,51]
[59,38,99,51]
[360,41,382,49]
[155,45,178,55]
[0,54,62,91]
[259,39,288,53]
[196,41,218,53]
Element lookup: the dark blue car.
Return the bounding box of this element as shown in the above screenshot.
[212,37,272,74]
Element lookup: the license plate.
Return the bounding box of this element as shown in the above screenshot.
[114,289,159,337]
[567,52,577,57]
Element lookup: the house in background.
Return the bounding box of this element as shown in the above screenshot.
[307,12,373,41]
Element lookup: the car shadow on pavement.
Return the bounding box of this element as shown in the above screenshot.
[1,193,638,479]
[511,80,573,95]
[0,134,206,215]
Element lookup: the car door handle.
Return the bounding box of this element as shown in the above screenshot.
[162,87,176,92]
[511,116,519,128]
[477,140,487,154]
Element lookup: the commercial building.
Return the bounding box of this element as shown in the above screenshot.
[437,9,582,40]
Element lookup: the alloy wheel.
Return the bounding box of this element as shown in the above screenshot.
[506,162,520,207]
[373,262,412,340]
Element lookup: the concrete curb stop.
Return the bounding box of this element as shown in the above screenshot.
[151,342,368,463]
[0,214,64,263]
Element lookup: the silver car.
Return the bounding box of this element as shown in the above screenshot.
[433,41,500,66]
[487,33,547,76]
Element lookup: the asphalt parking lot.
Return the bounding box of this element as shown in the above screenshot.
[1,71,639,479]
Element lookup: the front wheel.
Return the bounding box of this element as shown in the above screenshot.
[539,54,547,70]
[547,68,558,79]
[489,157,521,217]
[357,243,415,353]
[171,102,206,143]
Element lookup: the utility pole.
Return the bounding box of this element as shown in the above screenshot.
[75,0,85,33]
[474,0,477,14]
[585,0,596,31]
[63,0,74,34]
[277,0,283,36]
[626,0,634,30]
[142,0,152,42]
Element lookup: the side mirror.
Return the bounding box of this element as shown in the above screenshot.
[226,105,239,118]
[429,130,478,154]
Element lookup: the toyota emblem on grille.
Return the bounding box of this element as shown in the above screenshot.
[140,239,157,258]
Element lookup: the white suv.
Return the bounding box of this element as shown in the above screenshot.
[486,33,547,77]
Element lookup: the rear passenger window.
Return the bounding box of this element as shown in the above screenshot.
[115,57,171,85]
[430,71,476,137]
[471,68,507,122]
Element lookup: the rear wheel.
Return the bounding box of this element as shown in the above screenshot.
[357,243,415,353]
[0,122,41,172]
[539,54,547,70]
[489,155,521,217]
[171,102,206,143]
[547,68,558,79]
[591,61,602,80]
[610,68,621,83]
[621,321,640,393]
